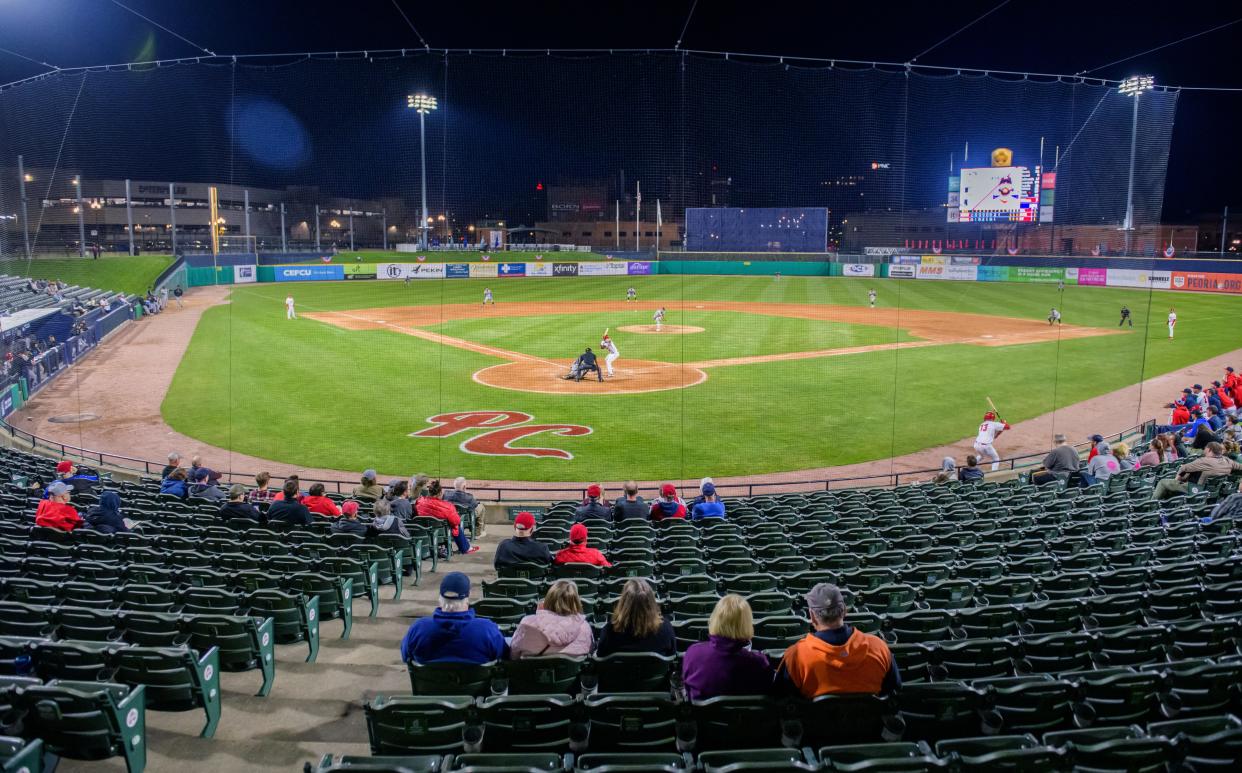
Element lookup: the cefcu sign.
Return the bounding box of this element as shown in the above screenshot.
[275,266,344,281]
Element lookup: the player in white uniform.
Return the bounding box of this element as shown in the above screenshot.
[626,287,636,302]
[601,332,620,377]
[483,288,494,306]
[973,411,1011,471]
[868,289,877,308]
[1167,308,1177,339]
[1048,307,1061,325]
[653,306,665,332]
[285,295,296,320]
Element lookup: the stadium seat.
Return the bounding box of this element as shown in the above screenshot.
[817,741,944,771]
[582,693,680,751]
[683,695,792,752]
[1142,658,1242,717]
[18,680,146,773]
[932,638,1014,681]
[0,736,42,773]
[1148,713,1242,769]
[796,693,903,749]
[697,748,817,772]
[933,734,1064,771]
[448,752,564,771]
[308,753,445,773]
[897,682,999,742]
[34,639,117,682]
[244,589,320,663]
[284,573,354,639]
[477,694,583,752]
[111,644,222,738]
[1072,668,1179,725]
[407,661,498,697]
[365,695,475,754]
[584,652,674,694]
[574,752,689,771]
[976,675,1090,735]
[183,614,276,697]
[496,656,583,696]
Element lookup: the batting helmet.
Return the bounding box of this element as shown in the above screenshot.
[983,411,997,421]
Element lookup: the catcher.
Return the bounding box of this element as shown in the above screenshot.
[562,347,604,382]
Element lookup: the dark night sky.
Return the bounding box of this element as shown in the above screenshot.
[1,0,1239,221]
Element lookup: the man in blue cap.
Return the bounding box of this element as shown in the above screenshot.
[400,572,507,664]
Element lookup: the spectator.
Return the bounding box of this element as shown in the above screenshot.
[1112,442,1137,471]
[267,478,313,525]
[1182,408,1213,443]
[272,475,302,501]
[1153,442,1242,500]
[331,501,368,536]
[160,452,182,480]
[54,460,98,495]
[776,583,899,697]
[1209,480,1242,521]
[574,484,610,522]
[1226,440,1242,461]
[1207,406,1226,432]
[1167,400,1191,428]
[160,468,188,498]
[1224,414,1242,444]
[1033,437,1083,484]
[957,455,985,483]
[35,481,82,532]
[691,482,726,520]
[494,511,553,569]
[83,491,128,534]
[188,469,225,501]
[372,498,392,520]
[218,484,264,523]
[931,457,956,485]
[400,572,506,664]
[302,483,342,517]
[410,473,431,501]
[386,480,414,519]
[444,476,486,530]
[1086,434,1105,461]
[612,480,648,522]
[688,477,715,509]
[1214,380,1236,416]
[553,523,612,567]
[1137,435,1170,468]
[371,498,411,538]
[1080,442,1120,486]
[250,472,276,504]
[416,479,479,555]
[188,455,221,484]
[650,483,687,521]
[1167,432,1189,460]
[352,469,385,501]
[509,580,594,659]
[682,595,776,700]
[596,578,676,657]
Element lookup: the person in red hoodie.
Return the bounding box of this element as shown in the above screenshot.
[649,483,687,521]
[1168,400,1191,427]
[301,483,342,517]
[416,479,480,555]
[554,523,612,567]
[35,481,83,532]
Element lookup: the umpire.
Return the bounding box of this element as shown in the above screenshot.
[564,347,603,382]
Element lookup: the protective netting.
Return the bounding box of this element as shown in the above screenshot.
[0,53,1202,493]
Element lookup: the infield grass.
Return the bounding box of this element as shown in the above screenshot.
[163,274,1242,480]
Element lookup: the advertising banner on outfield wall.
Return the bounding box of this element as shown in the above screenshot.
[888,264,916,278]
[445,263,470,278]
[469,262,499,278]
[526,262,553,277]
[918,263,977,281]
[274,265,344,282]
[842,263,876,277]
[949,256,981,266]
[628,262,653,275]
[1076,267,1107,286]
[343,263,376,280]
[1106,269,1171,289]
[578,262,609,276]
[1009,267,1064,283]
[602,261,631,275]
[233,265,257,284]
[552,262,579,276]
[977,265,1010,282]
[376,263,446,280]
[1172,271,1242,294]
[891,255,921,265]
[920,255,947,266]
[498,263,526,277]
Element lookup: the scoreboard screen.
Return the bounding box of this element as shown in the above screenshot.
[954,165,1042,223]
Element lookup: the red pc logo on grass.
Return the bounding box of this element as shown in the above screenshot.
[410,410,593,459]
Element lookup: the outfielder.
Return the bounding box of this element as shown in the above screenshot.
[1048,307,1061,325]
[974,411,1011,471]
[1119,306,1132,327]
[626,287,637,302]
[601,330,620,377]
[1167,308,1177,339]
[653,306,666,332]
[285,294,296,320]
[482,287,495,306]
[868,289,877,308]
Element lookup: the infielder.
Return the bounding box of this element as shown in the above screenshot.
[868,289,877,308]
[1167,308,1177,339]
[601,331,620,377]
[653,306,666,332]
[626,287,637,302]
[1119,306,1132,327]
[285,294,296,320]
[482,287,494,306]
[974,411,1010,471]
[1048,307,1061,325]
[1057,279,1065,292]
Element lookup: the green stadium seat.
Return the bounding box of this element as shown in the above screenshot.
[684,695,791,752]
[919,580,977,611]
[0,602,54,638]
[497,563,549,581]
[481,578,543,601]
[448,752,565,771]
[582,692,679,751]
[365,695,475,754]
[1095,625,1169,667]
[34,639,117,682]
[116,610,188,647]
[283,573,354,639]
[183,614,275,697]
[18,680,146,773]
[1044,724,1177,773]
[974,675,1090,736]
[719,574,778,595]
[887,643,932,683]
[697,748,817,772]
[1072,668,1178,725]
[496,656,583,696]
[884,610,953,645]
[0,736,42,773]
[573,752,689,771]
[475,694,583,752]
[245,589,320,663]
[308,753,445,773]
[1019,632,1095,673]
[818,741,944,771]
[1141,658,1242,717]
[933,734,1065,772]
[584,652,674,694]
[112,644,221,738]
[953,606,1024,639]
[407,661,498,697]
[1148,713,1242,769]
[796,693,903,749]
[472,598,534,629]
[932,638,1014,681]
[896,683,998,742]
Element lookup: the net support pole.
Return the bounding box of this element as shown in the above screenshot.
[314,205,321,250]
[349,208,354,251]
[74,177,86,257]
[1122,93,1140,257]
[17,156,31,261]
[615,200,620,249]
[125,179,135,256]
[168,183,177,255]
[243,189,251,240]
[635,181,641,252]
[1221,206,1229,256]
[419,109,429,249]
[382,208,388,250]
[280,203,287,253]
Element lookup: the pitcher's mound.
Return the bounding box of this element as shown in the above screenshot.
[474,358,707,395]
[617,324,705,334]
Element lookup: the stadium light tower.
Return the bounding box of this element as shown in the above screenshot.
[407,93,438,248]
[1119,75,1154,255]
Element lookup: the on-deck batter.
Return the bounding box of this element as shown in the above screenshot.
[973,411,1010,471]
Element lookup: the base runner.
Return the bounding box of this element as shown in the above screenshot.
[601,330,620,377]
[973,411,1011,471]
[1167,308,1176,339]
[654,306,666,332]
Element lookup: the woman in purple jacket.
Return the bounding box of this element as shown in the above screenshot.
[681,595,775,700]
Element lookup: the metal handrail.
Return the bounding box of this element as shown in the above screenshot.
[0,415,1156,502]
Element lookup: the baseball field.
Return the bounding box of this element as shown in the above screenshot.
[156,272,1242,482]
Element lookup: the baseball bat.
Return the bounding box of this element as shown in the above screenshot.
[986,396,1001,419]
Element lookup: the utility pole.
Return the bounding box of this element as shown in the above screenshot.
[168,182,177,255]
[125,179,135,256]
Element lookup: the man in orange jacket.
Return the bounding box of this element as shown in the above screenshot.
[776,583,899,697]
[552,523,612,567]
[35,481,83,532]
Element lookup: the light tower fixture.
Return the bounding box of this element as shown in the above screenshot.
[407,93,438,113]
[406,93,439,247]
[1118,75,1154,255]
[1118,75,1154,97]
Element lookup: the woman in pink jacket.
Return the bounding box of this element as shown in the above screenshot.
[509,580,594,659]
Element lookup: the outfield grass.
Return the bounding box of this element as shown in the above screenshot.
[0,255,174,295]
[163,275,1242,480]
[288,250,611,264]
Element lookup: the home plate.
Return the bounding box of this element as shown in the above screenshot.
[981,334,995,339]
[695,305,704,309]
